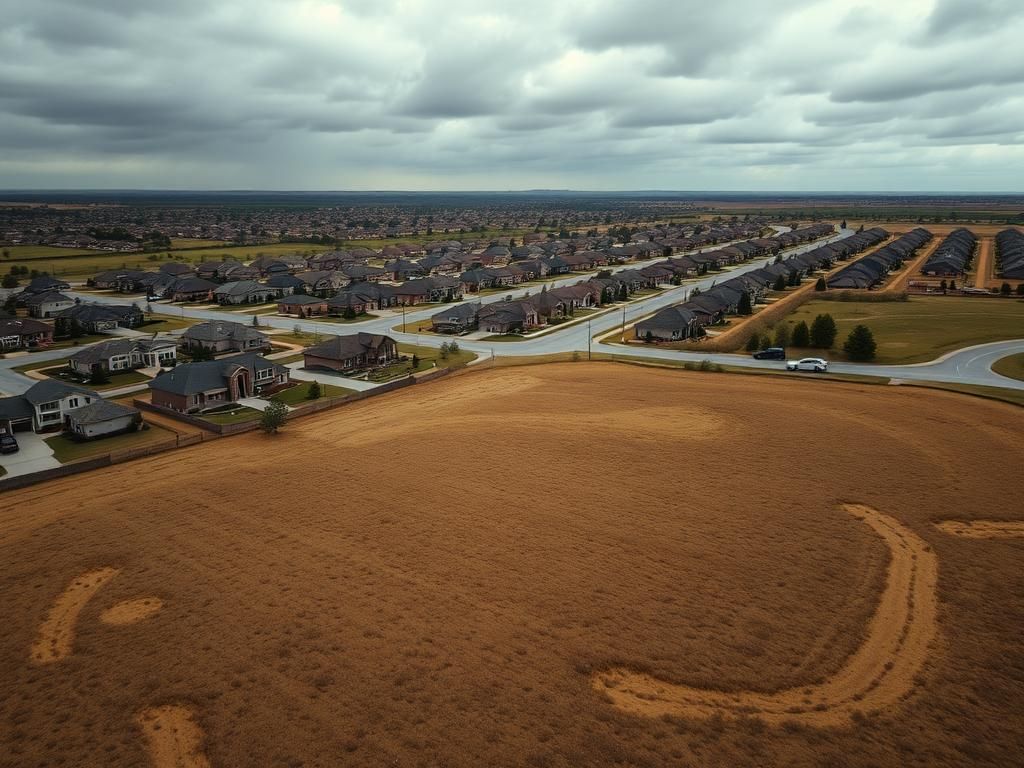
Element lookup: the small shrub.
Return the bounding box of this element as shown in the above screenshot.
[306,381,321,400]
[260,401,288,434]
[791,320,810,348]
[843,324,877,362]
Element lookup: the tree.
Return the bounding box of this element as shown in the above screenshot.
[618,283,628,301]
[439,341,450,360]
[773,324,790,348]
[772,273,787,292]
[1016,284,1024,296]
[68,318,85,339]
[89,366,110,385]
[251,314,259,327]
[939,279,947,293]
[948,278,956,290]
[745,333,761,352]
[260,401,288,434]
[1000,282,1012,296]
[3,294,16,315]
[810,313,837,348]
[411,353,420,369]
[788,270,801,287]
[448,340,460,354]
[644,330,654,343]
[306,381,321,400]
[737,291,753,316]
[343,306,357,320]
[791,320,811,347]
[1,273,17,289]
[843,324,877,361]
[815,277,826,291]
[189,345,214,361]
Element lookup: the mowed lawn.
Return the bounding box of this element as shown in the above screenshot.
[269,382,355,404]
[781,296,1024,364]
[44,423,176,463]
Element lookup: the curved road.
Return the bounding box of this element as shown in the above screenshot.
[2,228,1022,395]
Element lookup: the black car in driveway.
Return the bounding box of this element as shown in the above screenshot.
[752,347,786,360]
[0,433,19,455]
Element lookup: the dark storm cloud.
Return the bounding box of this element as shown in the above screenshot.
[0,0,1022,190]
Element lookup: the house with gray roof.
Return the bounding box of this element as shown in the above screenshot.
[430,302,480,334]
[65,399,142,440]
[56,302,143,334]
[213,280,279,305]
[149,353,289,413]
[24,291,75,319]
[303,333,398,373]
[0,380,100,433]
[68,338,177,377]
[181,321,269,354]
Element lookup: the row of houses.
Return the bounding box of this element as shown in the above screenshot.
[827,228,932,289]
[921,229,977,276]
[634,228,889,342]
[995,229,1024,280]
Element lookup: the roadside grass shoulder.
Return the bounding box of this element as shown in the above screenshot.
[991,352,1024,382]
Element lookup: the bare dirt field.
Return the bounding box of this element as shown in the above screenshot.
[2,364,1023,767]
[935,520,1024,539]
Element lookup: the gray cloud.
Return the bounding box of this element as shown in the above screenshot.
[0,0,1021,191]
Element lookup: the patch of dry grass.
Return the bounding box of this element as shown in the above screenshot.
[0,365,1022,766]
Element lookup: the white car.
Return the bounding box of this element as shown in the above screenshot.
[786,357,829,372]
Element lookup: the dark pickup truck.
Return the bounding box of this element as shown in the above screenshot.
[752,347,786,360]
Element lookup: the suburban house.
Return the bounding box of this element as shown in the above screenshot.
[294,270,351,297]
[0,380,100,433]
[477,300,540,334]
[634,306,703,341]
[328,283,398,313]
[148,353,290,413]
[213,280,279,305]
[24,291,75,319]
[68,338,177,377]
[65,400,143,440]
[168,276,218,302]
[340,263,388,282]
[20,275,71,296]
[303,333,399,373]
[277,294,330,317]
[430,302,480,334]
[393,276,464,305]
[264,273,304,295]
[56,302,144,334]
[0,317,55,350]
[181,321,269,354]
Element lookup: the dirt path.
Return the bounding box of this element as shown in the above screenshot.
[881,237,941,293]
[100,597,163,625]
[138,705,210,768]
[971,238,994,290]
[935,520,1024,539]
[592,504,938,726]
[31,567,120,663]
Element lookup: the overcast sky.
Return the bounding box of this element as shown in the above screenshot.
[1,0,1023,191]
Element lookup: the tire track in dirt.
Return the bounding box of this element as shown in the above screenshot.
[138,705,211,768]
[935,520,1024,539]
[100,597,164,625]
[31,567,120,664]
[592,504,938,726]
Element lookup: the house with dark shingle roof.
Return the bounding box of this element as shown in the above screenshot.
[65,399,142,440]
[181,321,269,354]
[149,353,289,412]
[303,333,398,373]
[68,338,177,377]
[430,302,480,334]
[24,291,75,318]
[0,380,100,433]
[0,317,54,350]
[57,302,143,334]
[634,306,702,341]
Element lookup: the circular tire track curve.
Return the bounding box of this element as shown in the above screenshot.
[592,504,939,726]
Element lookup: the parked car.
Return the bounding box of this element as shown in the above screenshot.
[0,433,19,454]
[752,347,785,360]
[786,357,829,372]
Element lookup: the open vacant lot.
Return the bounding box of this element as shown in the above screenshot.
[779,295,1024,363]
[1,365,1022,767]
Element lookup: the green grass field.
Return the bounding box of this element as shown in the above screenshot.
[991,352,1024,382]
[2,242,335,279]
[778,296,1024,364]
[199,406,262,425]
[44,424,176,463]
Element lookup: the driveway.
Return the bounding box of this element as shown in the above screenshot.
[0,431,61,478]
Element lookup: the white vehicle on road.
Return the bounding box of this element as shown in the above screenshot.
[786,357,829,372]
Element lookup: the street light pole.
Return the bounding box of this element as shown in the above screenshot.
[621,305,626,343]
[588,317,592,360]
[402,303,406,333]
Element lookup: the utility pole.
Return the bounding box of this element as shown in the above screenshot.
[621,305,626,343]
[402,303,406,333]
[587,317,592,360]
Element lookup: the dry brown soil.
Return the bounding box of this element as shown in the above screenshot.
[2,364,1023,767]
[101,598,164,626]
[137,705,210,768]
[595,503,938,725]
[30,567,120,664]
[935,520,1024,539]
